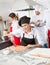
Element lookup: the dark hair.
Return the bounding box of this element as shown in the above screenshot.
[9,13,16,18]
[9,13,19,20]
[15,15,19,21]
[18,16,30,26]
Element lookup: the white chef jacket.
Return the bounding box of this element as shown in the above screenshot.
[31,12,47,44]
[44,10,50,30]
[15,28,46,46]
[10,20,20,35]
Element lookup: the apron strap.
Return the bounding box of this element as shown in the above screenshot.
[23,33,24,38]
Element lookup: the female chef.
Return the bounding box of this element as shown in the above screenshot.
[17,16,44,48]
[10,16,47,51]
[8,12,20,45]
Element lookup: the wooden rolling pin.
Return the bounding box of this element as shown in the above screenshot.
[30,54,50,58]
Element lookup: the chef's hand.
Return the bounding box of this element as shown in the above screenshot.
[11,46,27,52]
[35,21,40,27]
[6,33,12,37]
[26,44,34,48]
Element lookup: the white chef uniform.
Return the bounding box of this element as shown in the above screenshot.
[30,10,47,47]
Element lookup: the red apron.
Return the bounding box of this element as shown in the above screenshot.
[48,30,50,48]
[10,26,20,46]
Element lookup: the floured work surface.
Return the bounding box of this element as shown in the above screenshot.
[24,48,50,58]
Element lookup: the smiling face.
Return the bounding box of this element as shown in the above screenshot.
[22,23,31,33]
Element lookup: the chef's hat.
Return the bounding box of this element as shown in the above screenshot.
[18,16,30,26]
[34,5,42,12]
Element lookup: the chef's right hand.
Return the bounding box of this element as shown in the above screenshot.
[26,44,33,48]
